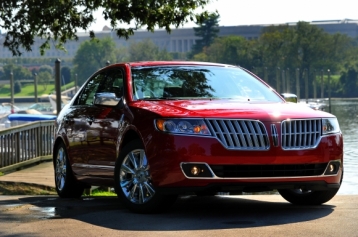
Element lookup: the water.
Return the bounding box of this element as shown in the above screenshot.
[1,101,357,194]
[330,99,358,194]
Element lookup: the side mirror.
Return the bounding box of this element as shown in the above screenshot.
[94,92,122,106]
[281,93,298,103]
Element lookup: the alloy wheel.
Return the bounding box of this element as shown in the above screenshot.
[55,147,67,191]
[119,149,155,204]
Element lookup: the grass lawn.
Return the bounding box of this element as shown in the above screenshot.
[0,82,74,97]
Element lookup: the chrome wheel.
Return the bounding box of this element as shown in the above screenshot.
[55,146,67,191]
[119,148,155,204]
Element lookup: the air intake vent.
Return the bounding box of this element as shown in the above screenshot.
[206,119,269,150]
[281,119,321,150]
[210,163,327,178]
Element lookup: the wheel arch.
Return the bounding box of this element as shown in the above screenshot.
[119,129,142,152]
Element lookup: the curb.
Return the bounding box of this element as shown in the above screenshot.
[0,180,56,192]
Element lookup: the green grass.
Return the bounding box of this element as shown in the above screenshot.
[0,82,74,97]
[87,188,117,197]
[0,172,4,177]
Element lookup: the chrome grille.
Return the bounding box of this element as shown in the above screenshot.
[281,119,321,150]
[206,119,269,150]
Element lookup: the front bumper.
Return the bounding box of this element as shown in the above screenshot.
[145,131,343,190]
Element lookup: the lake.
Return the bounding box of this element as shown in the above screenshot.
[329,99,358,194]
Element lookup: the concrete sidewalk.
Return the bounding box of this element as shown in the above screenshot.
[0,161,55,188]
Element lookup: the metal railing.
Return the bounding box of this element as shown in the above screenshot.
[0,120,54,170]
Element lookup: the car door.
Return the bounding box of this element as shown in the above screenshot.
[85,68,126,178]
[65,72,107,176]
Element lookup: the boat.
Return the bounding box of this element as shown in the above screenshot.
[0,94,70,128]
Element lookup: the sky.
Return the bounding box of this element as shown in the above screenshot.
[87,0,358,32]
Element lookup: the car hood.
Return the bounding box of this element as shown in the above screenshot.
[130,99,333,121]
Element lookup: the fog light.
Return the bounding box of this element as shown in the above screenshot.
[181,163,213,178]
[324,160,341,175]
[191,166,201,176]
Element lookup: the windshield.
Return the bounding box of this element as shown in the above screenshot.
[131,65,282,102]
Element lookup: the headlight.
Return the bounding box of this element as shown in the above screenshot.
[155,119,211,136]
[322,118,340,135]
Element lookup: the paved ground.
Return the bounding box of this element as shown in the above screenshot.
[1,162,358,236]
[0,194,358,236]
[0,161,55,188]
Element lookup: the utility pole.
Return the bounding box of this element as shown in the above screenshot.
[296,68,300,101]
[34,73,38,103]
[328,69,331,113]
[10,72,14,113]
[55,59,61,116]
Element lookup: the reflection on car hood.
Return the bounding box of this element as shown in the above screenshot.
[131,99,333,121]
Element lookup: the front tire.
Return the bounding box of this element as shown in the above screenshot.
[114,140,177,213]
[54,142,85,198]
[278,188,339,205]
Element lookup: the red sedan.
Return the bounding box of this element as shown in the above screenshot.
[53,61,343,213]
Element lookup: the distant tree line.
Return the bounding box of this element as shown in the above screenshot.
[188,14,358,98]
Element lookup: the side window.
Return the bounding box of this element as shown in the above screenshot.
[74,73,105,105]
[97,69,124,98]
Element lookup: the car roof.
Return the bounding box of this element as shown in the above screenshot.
[112,61,237,68]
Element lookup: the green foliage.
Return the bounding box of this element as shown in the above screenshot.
[187,21,358,97]
[205,36,251,67]
[61,66,71,84]
[190,12,220,58]
[39,65,53,75]
[73,37,117,85]
[0,67,4,78]
[14,81,22,93]
[0,0,211,56]
[0,172,3,176]
[127,38,173,61]
[37,71,53,91]
[88,188,116,197]
[2,64,32,80]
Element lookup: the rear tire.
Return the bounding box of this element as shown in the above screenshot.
[54,142,85,198]
[114,139,177,213]
[278,188,339,205]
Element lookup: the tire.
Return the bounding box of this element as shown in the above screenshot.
[54,142,85,198]
[114,139,177,213]
[278,188,339,205]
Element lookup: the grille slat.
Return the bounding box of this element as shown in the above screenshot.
[281,119,321,150]
[207,119,269,150]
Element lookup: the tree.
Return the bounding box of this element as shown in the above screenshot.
[205,36,251,67]
[39,65,53,75]
[2,64,32,80]
[127,38,173,61]
[189,13,220,58]
[37,71,53,91]
[73,37,117,85]
[0,0,211,56]
[61,66,71,84]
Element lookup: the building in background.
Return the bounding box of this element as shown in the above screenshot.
[0,19,357,59]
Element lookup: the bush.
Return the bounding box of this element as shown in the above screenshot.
[14,81,22,93]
